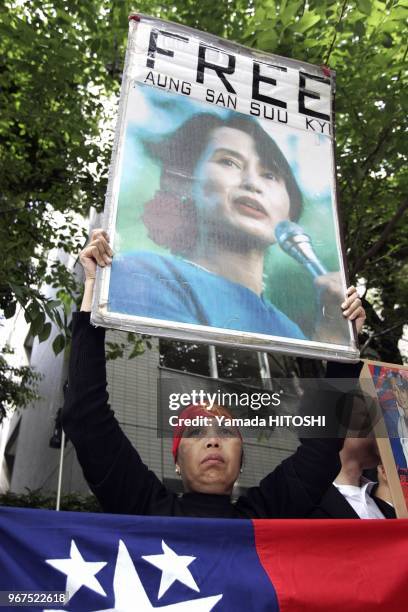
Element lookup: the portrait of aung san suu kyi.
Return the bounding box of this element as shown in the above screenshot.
[108,88,349,345]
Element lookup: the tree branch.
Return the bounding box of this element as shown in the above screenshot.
[324,0,348,65]
[360,319,406,355]
[361,123,395,171]
[349,121,396,203]
[352,198,408,275]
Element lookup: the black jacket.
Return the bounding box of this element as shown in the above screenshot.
[309,483,396,519]
[62,311,362,519]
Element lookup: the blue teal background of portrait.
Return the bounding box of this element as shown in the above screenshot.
[113,82,342,337]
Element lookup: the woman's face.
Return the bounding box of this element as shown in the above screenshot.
[176,421,242,495]
[192,126,291,248]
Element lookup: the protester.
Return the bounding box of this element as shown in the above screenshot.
[62,228,365,518]
[374,463,395,509]
[309,437,396,519]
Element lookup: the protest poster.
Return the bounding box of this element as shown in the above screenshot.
[92,14,359,361]
[361,360,408,518]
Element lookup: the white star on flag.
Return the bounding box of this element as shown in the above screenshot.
[46,540,107,600]
[96,540,222,611]
[47,540,223,612]
[142,540,199,598]
[44,540,223,612]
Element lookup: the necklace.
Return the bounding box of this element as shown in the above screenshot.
[184,259,214,275]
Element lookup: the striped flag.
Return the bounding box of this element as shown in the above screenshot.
[0,507,407,611]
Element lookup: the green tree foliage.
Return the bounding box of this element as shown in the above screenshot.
[1,0,406,417]
[241,0,407,363]
[0,346,41,421]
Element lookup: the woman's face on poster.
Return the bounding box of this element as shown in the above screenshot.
[191,126,291,248]
[391,376,408,416]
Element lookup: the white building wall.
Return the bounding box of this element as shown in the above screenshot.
[8,326,162,497]
[0,303,32,492]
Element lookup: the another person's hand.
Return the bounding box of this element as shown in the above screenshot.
[79,229,113,311]
[340,285,366,335]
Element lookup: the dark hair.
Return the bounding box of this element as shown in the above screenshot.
[142,112,303,255]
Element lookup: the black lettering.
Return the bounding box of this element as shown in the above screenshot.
[252,62,287,109]
[144,71,191,96]
[206,89,237,108]
[305,117,316,131]
[250,101,260,116]
[147,29,188,69]
[144,71,155,85]
[299,73,330,121]
[278,109,288,124]
[216,92,226,106]
[157,73,167,88]
[206,88,215,103]
[169,77,179,92]
[197,44,236,94]
[316,119,330,134]
[263,105,274,120]
[227,95,237,109]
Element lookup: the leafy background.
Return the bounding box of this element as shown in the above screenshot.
[1,0,407,417]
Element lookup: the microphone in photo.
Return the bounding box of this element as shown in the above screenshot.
[274,221,328,279]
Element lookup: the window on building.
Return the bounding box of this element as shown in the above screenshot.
[159,339,211,377]
[160,339,267,387]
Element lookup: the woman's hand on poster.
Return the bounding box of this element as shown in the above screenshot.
[313,273,366,340]
[79,229,113,311]
[79,229,113,281]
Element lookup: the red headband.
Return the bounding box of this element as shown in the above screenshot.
[171,403,242,462]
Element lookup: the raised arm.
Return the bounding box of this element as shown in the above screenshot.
[78,228,112,313]
[237,289,366,518]
[62,229,168,515]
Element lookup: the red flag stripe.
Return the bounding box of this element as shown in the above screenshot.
[254,519,408,612]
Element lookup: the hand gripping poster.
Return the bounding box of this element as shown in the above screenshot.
[92,14,359,361]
